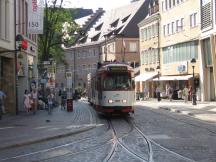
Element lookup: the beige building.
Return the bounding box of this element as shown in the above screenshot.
[0,0,16,113]
[137,0,160,98]
[0,0,38,114]
[158,0,201,100]
[199,0,216,101]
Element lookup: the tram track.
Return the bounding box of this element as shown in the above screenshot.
[106,117,149,162]
[127,116,196,162]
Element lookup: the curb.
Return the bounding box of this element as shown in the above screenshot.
[0,125,96,151]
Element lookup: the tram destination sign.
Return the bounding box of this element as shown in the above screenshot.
[108,66,127,72]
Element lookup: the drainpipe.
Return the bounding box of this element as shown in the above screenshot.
[14,0,18,115]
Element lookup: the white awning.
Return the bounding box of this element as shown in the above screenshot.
[153,75,193,81]
[135,72,158,82]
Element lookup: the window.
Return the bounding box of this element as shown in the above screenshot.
[162,1,164,11]
[0,0,10,40]
[129,42,137,52]
[173,0,176,6]
[176,20,179,32]
[180,18,184,31]
[144,28,147,41]
[155,23,159,36]
[169,0,172,8]
[163,25,166,36]
[165,0,168,10]
[171,22,175,34]
[190,13,197,27]
[163,41,198,64]
[167,23,170,35]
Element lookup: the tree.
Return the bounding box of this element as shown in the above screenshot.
[38,0,79,63]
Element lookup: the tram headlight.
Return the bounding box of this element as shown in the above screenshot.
[122,99,127,103]
[108,99,113,103]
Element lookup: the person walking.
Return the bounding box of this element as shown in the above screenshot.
[0,89,6,119]
[31,89,38,114]
[144,87,149,100]
[61,89,67,110]
[156,85,161,102]
[167,86,173,101]
[47,90,55,114]
[182,85,189,103]
[24,90,31,112]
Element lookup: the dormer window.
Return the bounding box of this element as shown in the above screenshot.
[91,33,101,41]
[95,23,103,31]
[149,0,159,16]
[110,19,119,28]
[121,15,130,23]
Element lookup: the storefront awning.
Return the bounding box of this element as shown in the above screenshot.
[153,75,193,81]
[135,72,158,82]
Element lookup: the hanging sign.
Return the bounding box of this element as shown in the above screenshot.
[28,0,44,34]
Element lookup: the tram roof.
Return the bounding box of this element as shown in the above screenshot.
[97,62,134,72]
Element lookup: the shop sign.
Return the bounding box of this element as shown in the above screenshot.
[176,62,187,73]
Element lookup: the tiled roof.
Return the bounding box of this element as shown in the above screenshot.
[72,0,147,45]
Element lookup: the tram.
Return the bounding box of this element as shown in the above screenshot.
[88,62,135,114]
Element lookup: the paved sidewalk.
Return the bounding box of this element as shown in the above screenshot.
[136,99,216,123]
[0,103,95,151]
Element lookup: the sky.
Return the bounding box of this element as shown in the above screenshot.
[63,0,132,11]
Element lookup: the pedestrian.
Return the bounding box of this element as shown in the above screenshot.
[31,88,38,114]
[182,85,189,103]
[61,89,67,109]
[167,86,173,101]
[156,85,161,102]
[24,90,31,112]
[144,87,149,100]
[47,90,54,114]
[0,89,6,116]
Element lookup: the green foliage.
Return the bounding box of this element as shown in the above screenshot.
[38,0,79,63]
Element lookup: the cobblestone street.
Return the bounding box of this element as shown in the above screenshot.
[0,99,215,162]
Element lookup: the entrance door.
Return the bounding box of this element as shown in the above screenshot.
[210,67,215,101]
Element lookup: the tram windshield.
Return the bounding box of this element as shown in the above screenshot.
[103,73,132,90]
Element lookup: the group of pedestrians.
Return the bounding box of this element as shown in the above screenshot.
[23,89,39,114]
[154,84,193,103]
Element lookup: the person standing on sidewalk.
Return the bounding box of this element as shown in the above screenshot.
[24,90,31,112]
[167,85,173,101]
[0,89,6,119]
[47,90,55,114]
[144,87,149,100]
[156,85,161,102]
[31,89,38,114]
[183,85,189,103]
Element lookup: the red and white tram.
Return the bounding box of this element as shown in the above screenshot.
[88,63,135,114]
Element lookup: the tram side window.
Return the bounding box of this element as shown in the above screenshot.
[97,77,102,90]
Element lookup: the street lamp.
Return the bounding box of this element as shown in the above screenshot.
[191,58,197,105]
[156,65,160,81]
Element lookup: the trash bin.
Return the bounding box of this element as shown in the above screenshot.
[67,99,73,112]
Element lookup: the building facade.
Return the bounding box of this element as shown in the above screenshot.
[199,0,216,101]
[0,0,38,114]
[159,0,201,100]
[137,0,160,98]
[0,0,16,113]
[16,0,38,111]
